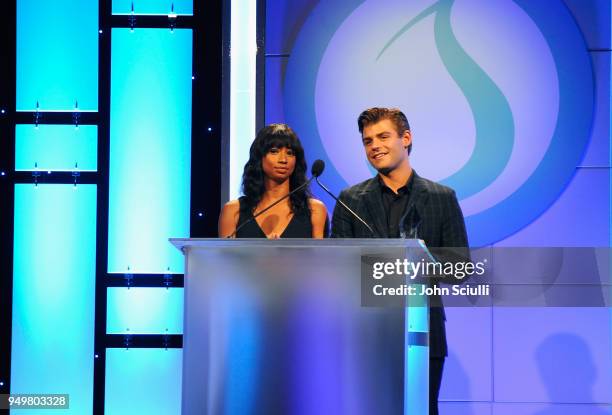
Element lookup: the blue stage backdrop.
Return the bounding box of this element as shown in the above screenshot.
[17,0,98,110]
[105,17,191,415]
[8,0,612,414]
[266,0,609,248]
[11,0,190,413]
[265,0,612,414]
[12,184,97,414]
[15,125,98,172]
[12,0,99,413]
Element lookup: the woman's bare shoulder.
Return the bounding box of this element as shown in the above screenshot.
[309,198,328,214]
[220,199,241,216]
[224,199,240,209]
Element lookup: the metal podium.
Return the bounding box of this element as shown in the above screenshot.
[171,238,431,415]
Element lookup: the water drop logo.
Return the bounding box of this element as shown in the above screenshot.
[284,0,594,246]
[377,0,515,200]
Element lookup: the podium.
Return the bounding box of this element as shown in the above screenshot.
[171,238,431,415]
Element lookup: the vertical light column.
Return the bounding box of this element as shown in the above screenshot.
[11,184,97,413]
[607,7,612,376]
[405,302,429,415]
[105,348,182,415]
[111,0,193,15]
[106,287,184,334]
[13,1,99,412]
[229,0,257,199]
[108,28,192,274]
[15,125,98,171]
[16,0,98,110]
[106,25,192,414]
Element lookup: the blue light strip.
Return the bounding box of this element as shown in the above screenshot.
[108,28,192,273]
[222,284,260,414]
[16,0,98,111]
[105,348,182,414]
[406,244,429,414]
[112,0,193,15]
[609,13,612,384]
[15,124,98,172]
[106,287,184,334]
[405,303,429,415]
[229,0,257,199]
[11,184,97,413]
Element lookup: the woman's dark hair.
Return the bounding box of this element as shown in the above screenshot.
[241,123,311,214]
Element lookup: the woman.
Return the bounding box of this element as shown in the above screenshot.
[218,123,328,238]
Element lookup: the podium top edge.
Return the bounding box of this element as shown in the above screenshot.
[169,238,427,252]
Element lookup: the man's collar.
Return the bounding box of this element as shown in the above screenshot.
[376,170,415,194]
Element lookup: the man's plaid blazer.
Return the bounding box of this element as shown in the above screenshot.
[331,171,469,358]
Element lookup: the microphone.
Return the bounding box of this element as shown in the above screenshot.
[230,159,325,238]
[312,160,375,236]
[311,159,324,178]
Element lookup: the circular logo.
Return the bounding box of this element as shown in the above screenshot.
[284,0,594,246]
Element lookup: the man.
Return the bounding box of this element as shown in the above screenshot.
[331,107,469,415]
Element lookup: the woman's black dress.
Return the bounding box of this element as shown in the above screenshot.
[235,197,312,238]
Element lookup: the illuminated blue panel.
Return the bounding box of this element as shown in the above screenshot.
[405,302,428,415]
[17,0,98,111]
[229,0,257,199]
[105,348,182,415]
[15,125,98,172]
[106,287,184,334]
[11,184,97,413]
[112,0,193,15]
[108,28,192,273]
[494,308,612,403]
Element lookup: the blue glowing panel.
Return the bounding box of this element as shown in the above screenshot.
[265,0,316,55]
[493,308,612,403]
[17,0,98,111]
[491,402,612,415]
[108,28,192,273]
[405,340,428,415]
[265,57,287,125]
[272,0,596,246]
[440,402,491,415]
[579,53,610,167]
[11,184,97,413]
[112,0,193,15]
[106,287,184,334]
[495,169,609,246]
[229,0,257,199]
[15,125,98,172]
[105,348,182,415]
[564,0,611,49]
[440,308,492,402]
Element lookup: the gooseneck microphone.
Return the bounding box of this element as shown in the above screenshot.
[310,159,325,178]
[230,159,326,238]
[312,160,375,236]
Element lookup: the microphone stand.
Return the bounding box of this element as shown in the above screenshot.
[315,176,375,235]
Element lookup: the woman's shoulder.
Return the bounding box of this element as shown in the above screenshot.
[218,199,243,238]
[308,198,328,214]
[224,198,241,207]
[307,198,328,238]
[221,199,241,215]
